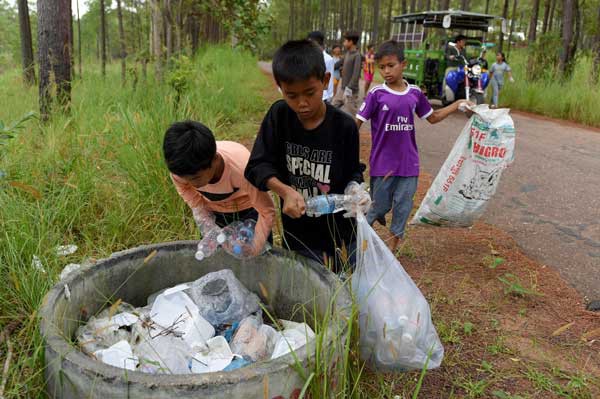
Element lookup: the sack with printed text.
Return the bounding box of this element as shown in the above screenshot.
[412,105,516,227]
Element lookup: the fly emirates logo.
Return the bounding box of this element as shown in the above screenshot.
[385,115,413,132]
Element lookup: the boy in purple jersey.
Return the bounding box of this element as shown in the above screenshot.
[356,40,472,251]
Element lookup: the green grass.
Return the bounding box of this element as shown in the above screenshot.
[0,46,269,397]
[499,50,600,127]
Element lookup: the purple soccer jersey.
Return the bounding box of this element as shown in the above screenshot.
[357,82,433,177]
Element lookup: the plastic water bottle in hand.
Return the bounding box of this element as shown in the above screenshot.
[305,194,347,217]
[192,208,225,261]
[195,229,226,261]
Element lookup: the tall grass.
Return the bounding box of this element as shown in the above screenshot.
[500,49,600,127]
[0,46,269,397]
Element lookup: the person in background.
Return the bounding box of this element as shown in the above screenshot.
[307,31,335,103]
[489,51,514,108]
[331,44,342,96]
[332,31,362,116]
[363,44,375,94]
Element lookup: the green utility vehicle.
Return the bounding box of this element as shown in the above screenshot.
[390,10,505,100]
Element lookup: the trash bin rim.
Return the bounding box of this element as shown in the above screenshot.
[40,240,351,386]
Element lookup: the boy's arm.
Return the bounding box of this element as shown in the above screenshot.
[345,119,364,184]
[348,53,362,91]
[266,177,305,218]
[170,174,205,209]
[426,100,472,124]
[243,180,276,254]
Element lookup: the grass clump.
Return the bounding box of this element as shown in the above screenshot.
[0,46,268,397]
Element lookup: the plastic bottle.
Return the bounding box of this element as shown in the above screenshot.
[195,229,226,261]
[305,194,348,217]
[222,220,256,258]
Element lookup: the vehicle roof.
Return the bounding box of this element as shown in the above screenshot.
[392,10,500,31]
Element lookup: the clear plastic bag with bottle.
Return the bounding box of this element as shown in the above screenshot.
[352,212,444,371]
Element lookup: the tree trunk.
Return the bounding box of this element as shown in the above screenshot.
[76,0,82,77]
[37,0,72,120]
[116,0,126,86]
[439,0,450,10]
[165,0,173,61]
[425,0,431,11]
[591,4,600,84]
[17,0,35,85]
[485,0,490,13]
[175,0,183,54]
[385,0,394,39]
[152,0,164,81]
[372,0,381,44]
[461,0,469,10]
[507,0,517,57]
[548,0,557,32]
[402,0,408,14]
[541,0,551,33]
[559,0,575,76]
[357,0,363,35]
[290,0,296,39]
[100,0,107,76]
[411,0,417,12]
[320,0,327,31]
[499,0,510,52]
[528,0,540,43]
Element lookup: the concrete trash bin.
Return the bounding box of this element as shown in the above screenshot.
[40,241,352,399]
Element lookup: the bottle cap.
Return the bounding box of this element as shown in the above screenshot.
[195,251,205,261]
[401,333,413,343]
[216,233,226,244]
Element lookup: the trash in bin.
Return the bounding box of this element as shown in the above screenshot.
[77,269,316,375]
[93,340,138,370]
[185,269,261,326]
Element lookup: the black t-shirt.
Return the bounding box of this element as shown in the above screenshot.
[245,100,364,256]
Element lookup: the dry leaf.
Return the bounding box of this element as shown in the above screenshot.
[258,281,269,301]
[108,299,122,319]
[9,181,42,199]
[143,250,158,264]
[582,327,600,341]
[551,321,575,337]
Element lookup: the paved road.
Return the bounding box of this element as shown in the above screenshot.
[258,61,600,302]
[415,110,600,302]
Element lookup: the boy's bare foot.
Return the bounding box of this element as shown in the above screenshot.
[391,236,401,253]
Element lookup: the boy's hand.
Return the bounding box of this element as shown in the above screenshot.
[282,188,306,218]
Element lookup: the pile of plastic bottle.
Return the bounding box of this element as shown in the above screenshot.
[193,209,266,261]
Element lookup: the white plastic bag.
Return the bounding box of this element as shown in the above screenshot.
[412,105,516,227]
[352,213,444,371]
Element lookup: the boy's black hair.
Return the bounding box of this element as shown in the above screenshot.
[163,120,216,176]
[374,40,405,62]
[331,44,341,50]
[307,31,325,47]
[272,40,326,85]
[455,34,467,42]
[343,31,360,45]
[367,43,375,50]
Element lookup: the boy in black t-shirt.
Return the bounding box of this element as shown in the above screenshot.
[245,40,366,271]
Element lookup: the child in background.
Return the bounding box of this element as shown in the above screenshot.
[163,121,275,254]
[245,40,367,271]
[331,44,342,96]
[332,32,362,116]
[363,44,375,94]
[356,40,472,251]
[489,52,514,108]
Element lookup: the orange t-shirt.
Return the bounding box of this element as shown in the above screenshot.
[171,141,275,252]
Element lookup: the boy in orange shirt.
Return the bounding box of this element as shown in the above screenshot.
[163,120,275,254]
